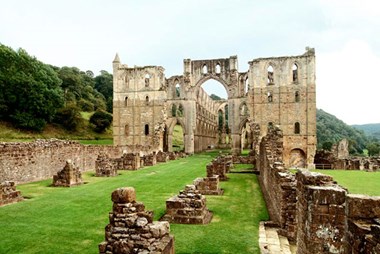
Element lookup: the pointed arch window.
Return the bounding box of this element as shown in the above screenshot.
[295,91,300,102]
[244,77,249,95]
[124,124,129,136]
[267,65,274,84]
[175,83,180,97]
[267,92,273,103]
[171,104,177,117]
[294,122,300,134]
[292,63,298,83]
[216,64,221,74]
[202,64,208,74]
[145,74,150,87]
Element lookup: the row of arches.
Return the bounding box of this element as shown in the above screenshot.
[124,95,151,106]
[267,63,299,84]
[202,63,222,74]
[266,91,301,103]
[267,122,302,134]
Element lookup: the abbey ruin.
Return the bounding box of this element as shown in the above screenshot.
[112,48,316,169]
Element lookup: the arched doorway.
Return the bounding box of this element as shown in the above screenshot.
[289,148,306,168]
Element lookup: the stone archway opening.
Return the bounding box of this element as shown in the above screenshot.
[172,123,184,152]
[289,148,306,168]
[200,79,230,149]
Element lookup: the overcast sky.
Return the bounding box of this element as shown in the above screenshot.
[1,0,379,125]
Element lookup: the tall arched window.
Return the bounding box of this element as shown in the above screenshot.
[215,64,221,74]
[244,77,249,95]
[171,104,177,117]
[294,122,300,134]
[202,64,208,74]
[145,74,150,87]
[145,124,149,135]
[145,95,149,105]
[124,96,128,106]
[175,83,180,97]
[178,104,184,117]
[292,63,298,83]
[295,91,300,102]
[267,65,274,84]
[267,92,273,102]
[124,124,129,136]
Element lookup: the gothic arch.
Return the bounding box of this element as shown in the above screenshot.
[289,148,306,168]
[195,75,232,99]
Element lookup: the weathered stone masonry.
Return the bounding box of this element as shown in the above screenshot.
[257,126,380,253]
[0,139,126,184]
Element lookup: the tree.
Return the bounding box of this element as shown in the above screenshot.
[94,70,113,113]
[54,103,83,131]
[367,142,380,156]
[89,110,113,133]
[0,44,64,131]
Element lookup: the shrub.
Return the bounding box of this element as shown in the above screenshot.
[89,110,112,133]
[78,99,94,112]
[54,104,83,131]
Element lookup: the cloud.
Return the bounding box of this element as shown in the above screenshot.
[317,39,380,124]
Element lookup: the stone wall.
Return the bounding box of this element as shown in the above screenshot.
[0,181,23,206]
[0,139,126,184]
[346,194,380,253]
[257,126,298,241]
[99,187,175,254]
[254,125,380,252]
[296,171,347,253]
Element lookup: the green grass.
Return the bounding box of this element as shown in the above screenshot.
[172,124,184,151]
[313,170,380,196]
[0,151,268,254]
[76,139,113,145]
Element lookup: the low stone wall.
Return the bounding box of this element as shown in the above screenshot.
[232,155,254,164]
[206,156,231,181]
[99,187,175,254]
[52,160,83,187]
[0,139,126,184]
[346,194,380,253]
[193,175,223,195]
[0,181,23,206]
[95,153,118,177]
[296,171,347,253]
[257,127,298,241]
[161,185,212,224]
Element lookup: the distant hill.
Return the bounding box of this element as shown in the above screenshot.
[316,109,370,154]
[351,123,380,141]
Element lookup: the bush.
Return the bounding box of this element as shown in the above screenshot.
[54,104,83,131]
[10,111,46,132]
[78,99,94,112]
[89,110,112,133]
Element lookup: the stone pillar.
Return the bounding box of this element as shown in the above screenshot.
[99,187,175,254]
[296,171,347,254]
[231,133,241,155]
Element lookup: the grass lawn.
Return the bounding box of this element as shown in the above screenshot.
[0,151,268,254]
[314,170,380,196]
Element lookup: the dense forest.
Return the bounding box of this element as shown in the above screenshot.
[351,123,380,141]
[0,44,113,133]
[0,44,379,155]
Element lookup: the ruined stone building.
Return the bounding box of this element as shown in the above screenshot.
[113,48,316,168]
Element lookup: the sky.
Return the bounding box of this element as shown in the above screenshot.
[1,0,379,125]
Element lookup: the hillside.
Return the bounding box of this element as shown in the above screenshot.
[351,123,380,141]
[316,109,370,154]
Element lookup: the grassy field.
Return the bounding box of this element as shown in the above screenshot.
[314,170,380,196]
[0,152,268,254]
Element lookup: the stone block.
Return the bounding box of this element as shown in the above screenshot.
[112,187,136,203]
